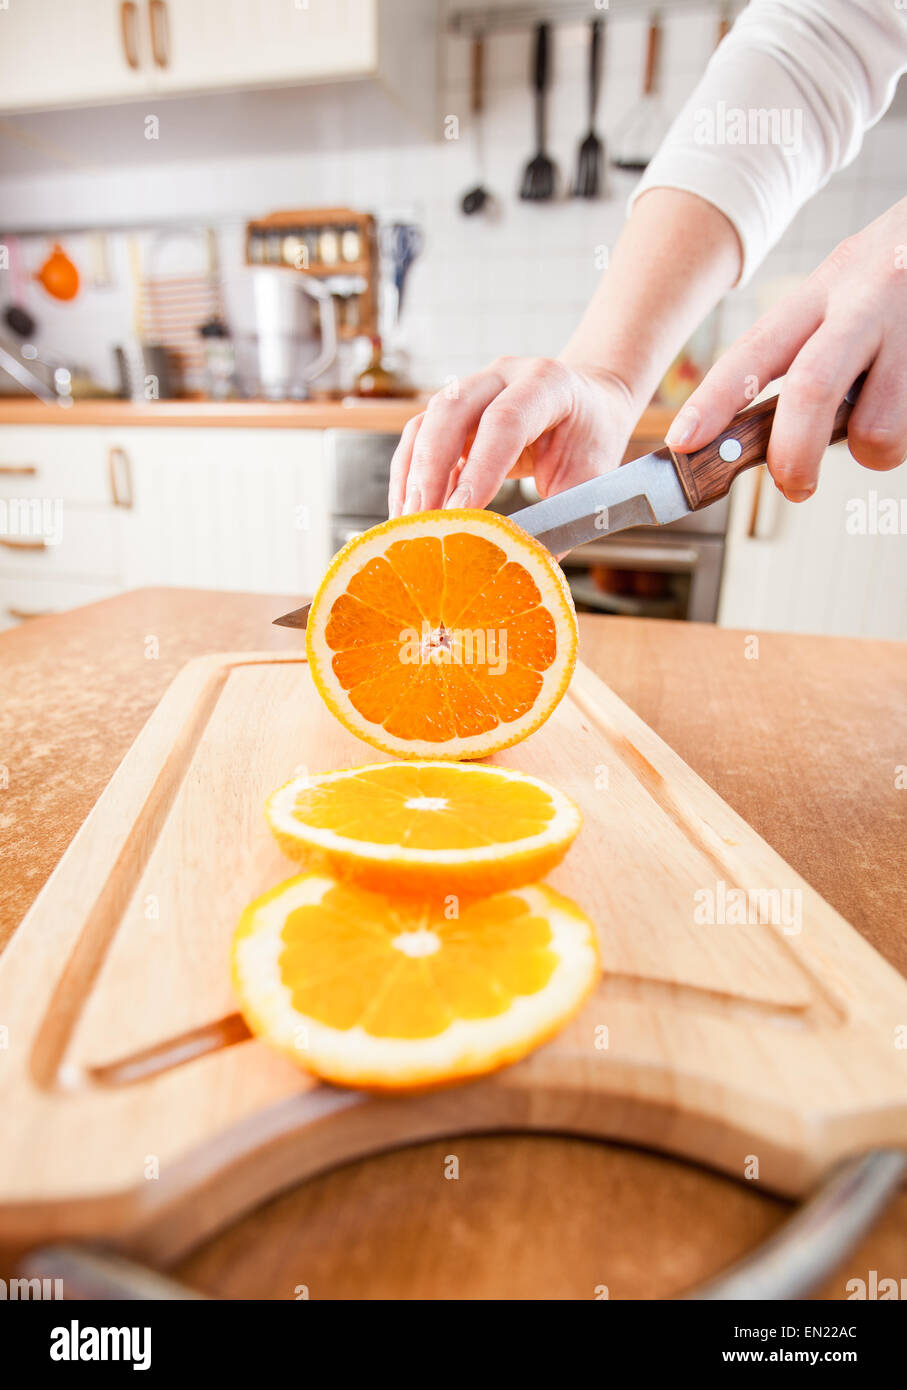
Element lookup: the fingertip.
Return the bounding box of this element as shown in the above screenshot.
[769,468,817,503]
[387,482,405,518]
[445,483,472,509]
[402,485,422,516]
[664,404,701,452]
[418,480,450,513]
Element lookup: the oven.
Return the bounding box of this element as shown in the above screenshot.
[327,429,397,554]
[487,477,728,623]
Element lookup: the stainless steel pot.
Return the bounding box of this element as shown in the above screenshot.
[114,343,174,401]
[250,267,337,400]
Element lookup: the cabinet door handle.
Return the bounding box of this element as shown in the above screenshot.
[0,535,47,551]
[746,466,765,539]
[108,446,134,508]
[567,540,700,572]
[0,464,38,477]
[7,605,53,621]
[121,1,140,69]
[149,0,170,68]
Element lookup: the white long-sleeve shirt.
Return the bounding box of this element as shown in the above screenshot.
[630,0,907,283]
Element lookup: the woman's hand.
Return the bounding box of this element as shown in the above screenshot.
[388,360,638,516]
[388,189,743,517]
[665,198,907,501]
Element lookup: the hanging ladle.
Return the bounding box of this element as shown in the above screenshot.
[460,35,493,215]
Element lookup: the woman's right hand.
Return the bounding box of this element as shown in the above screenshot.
[388,358,640,517]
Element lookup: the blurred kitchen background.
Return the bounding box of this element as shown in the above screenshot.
[0,0,904,637]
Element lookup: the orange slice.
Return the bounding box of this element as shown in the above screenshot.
[232,873,600,1091]
[305,509,578,760]
[265,761,582,897]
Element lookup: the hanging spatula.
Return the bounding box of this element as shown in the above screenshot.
[520,23,557,201]
[572,18,606,199]
[610,12,666,173]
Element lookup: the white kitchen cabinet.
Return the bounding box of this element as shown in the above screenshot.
[0,425,128,628]
[150,0,376,94]
[116,427,330,596]
[0,0,151,112]
[718,443,907,639]
[0,0,435,119]
[0,423,330,627]
[0,425,126,503]
[0,505,120,578]
[0,576,121,630]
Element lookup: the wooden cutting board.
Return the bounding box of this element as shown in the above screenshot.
[1,652,905,1263]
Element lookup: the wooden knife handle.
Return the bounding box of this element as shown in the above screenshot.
[668,375,865,511]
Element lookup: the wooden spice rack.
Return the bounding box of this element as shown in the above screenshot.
[245,207,378,341]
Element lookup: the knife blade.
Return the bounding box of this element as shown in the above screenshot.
[273,378,863,627]
[510,446,689,554]
[273,602,311,629]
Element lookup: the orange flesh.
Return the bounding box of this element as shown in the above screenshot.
[289,764,557,850]
[278,883,558,1038]
[323,533,558,742]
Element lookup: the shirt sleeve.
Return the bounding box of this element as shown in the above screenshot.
[628,0,907,284]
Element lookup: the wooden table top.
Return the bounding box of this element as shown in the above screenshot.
[1,589,905,1299]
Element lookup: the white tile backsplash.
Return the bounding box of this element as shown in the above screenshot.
[0,0,903,395]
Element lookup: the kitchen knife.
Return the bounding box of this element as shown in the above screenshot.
[512,374,865,555]
[273,377,863,628]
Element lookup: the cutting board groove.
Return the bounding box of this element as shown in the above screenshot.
[1,651,905,1261]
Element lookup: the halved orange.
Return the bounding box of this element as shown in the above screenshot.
[265,761,582,897]
[305,509,578,760]
[232,873,600,1091]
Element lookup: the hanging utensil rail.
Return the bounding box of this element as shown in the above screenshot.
[449,1,739,35]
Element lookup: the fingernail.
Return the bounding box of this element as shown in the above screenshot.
[446,483,471,508]
[665,406,699,451]
[785,486,816,503]
[402,485,422,515]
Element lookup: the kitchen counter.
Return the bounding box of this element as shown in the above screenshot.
[0,397,428,431]
[0,397,676,438]
[1,589,905,1298]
